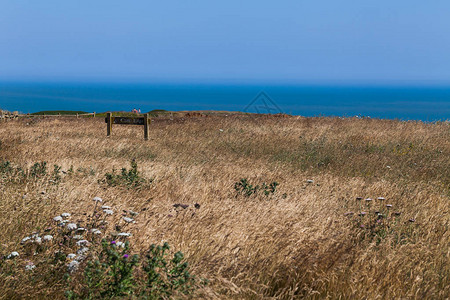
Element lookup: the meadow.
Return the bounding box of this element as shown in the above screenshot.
[0,114,448,299]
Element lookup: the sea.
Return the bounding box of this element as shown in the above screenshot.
[1,81,449,121]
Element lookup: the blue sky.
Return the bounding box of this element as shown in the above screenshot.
[1,1,450,84]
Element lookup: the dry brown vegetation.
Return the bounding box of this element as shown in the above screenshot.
[0,114,449,299]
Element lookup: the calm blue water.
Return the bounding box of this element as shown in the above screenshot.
[1,82,449,121]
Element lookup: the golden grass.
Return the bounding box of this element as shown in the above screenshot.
[0,115,449,299]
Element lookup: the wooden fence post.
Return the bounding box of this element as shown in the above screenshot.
[93,112,96,118]
[144,113,149,140]
[107,112,112,137]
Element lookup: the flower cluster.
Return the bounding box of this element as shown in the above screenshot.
[3,196,204,299]
[344,196,417,244]
[7,196,136,273]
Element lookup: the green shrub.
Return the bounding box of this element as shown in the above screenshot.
[52,164,62,183]
[142,242,196,298]
[29,161,47,178]
[0,161,13,174]
[103,159,146,188]
[234,178,279,197]
[67,240,139,299]
[0,161,45,183]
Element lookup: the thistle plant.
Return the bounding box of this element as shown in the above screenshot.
[345,196,417,245]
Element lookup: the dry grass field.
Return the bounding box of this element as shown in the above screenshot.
[0,114,449,299]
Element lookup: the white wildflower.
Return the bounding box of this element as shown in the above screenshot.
[123,217,134,223]
[117,232,132,237]
[67,260,79,273]
[67,253,76,259]
[101,205,111,210]
[129,210,139,216]
[93,196,103,202]
[306,179,314,183]
[103,209,114,215]
[34,237,42,244]
[377,197,385,201]
[67,223,78,231]
[116,241,125,248]
[53,216,63,222]
[61,213,71,218]
[77,247,89,255]
[43,235,53,241]
[76,240,89,246]
[76,227,86,232]
[7,251,19,259]
[25,263,36,271]
[76,254,87,262]
[90,228,101,235]
[73,235,83,240]
[21,236,31,244]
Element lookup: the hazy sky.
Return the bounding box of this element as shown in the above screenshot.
[1,1,450,83]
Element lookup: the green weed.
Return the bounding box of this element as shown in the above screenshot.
[234,178,279,197]
[103,160,147,188]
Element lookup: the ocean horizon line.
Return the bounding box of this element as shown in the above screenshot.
[2,78,450,88]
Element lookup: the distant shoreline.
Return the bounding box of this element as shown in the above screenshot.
[2,109,447,124]
[1,82,449,121]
